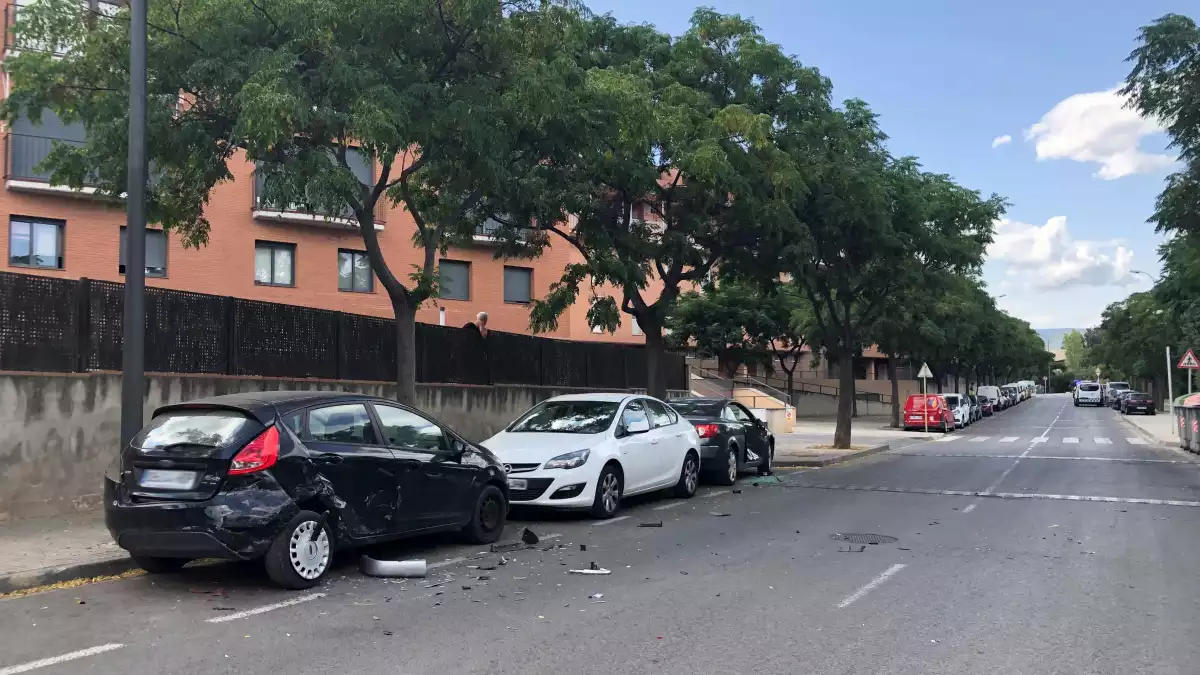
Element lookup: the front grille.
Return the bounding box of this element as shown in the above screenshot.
[508,478,554,501]
[505,463,541,474]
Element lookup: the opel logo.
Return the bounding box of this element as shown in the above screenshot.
[503,464,513,473]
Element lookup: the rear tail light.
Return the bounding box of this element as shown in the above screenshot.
[229,426,279,476]
[694,423,720,439]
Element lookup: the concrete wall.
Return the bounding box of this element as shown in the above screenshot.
[789,390,889,418]
[0,371,655,521]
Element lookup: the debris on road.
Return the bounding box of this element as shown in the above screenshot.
[732,488,743,494]
[580,544,587,551]
[639,521,664,528]
[491,541,527,553]
[360,556,427,578]
[710,512,732,517]
[521,528,540,545]
[569,567,612,575]
[589,593,604,600]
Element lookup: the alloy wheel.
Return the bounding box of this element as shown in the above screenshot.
[684,456,699,494]
[479,494,503,535]
[289,520,330,580]
[727,450,738,483]
[600,472,621,515]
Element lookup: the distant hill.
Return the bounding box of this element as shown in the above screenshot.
[1036,328,1084,351]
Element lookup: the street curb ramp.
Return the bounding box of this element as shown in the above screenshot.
[0,555,137,595]
[1116,411,1184,452]
[775,443,890,468]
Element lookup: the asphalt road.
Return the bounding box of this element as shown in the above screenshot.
[3,393,1199,675]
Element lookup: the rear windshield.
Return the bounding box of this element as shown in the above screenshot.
[669,401,724,417]
[1108,382,1130,391]
[943,395,960,406]
[1080,383,1100,392]
[508,400,619,434]
[132,410,256,449]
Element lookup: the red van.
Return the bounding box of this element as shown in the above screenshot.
[903,394,953,432]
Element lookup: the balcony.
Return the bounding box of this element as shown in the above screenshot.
[471,216,545,245]
[5,132,100,197]
[252,160,384,231]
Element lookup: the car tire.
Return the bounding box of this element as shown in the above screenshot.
[673,451,700,498]
[131,555,189,574]
[462,484,507,545]
[264,510,333,590]
[714,446,739,486]
[590,464,623,519]
[758,441,774,476]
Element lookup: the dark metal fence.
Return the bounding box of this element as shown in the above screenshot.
[0,271,688,390]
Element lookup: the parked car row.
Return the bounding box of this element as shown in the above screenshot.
[1106,387,1156,415]
[901,382,1035,432]
[105,391,774,589]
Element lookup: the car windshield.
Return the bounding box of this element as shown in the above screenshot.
[1109,382,1130,391]
[507,400,620,434]
[132,410,255,449]
[669,401,725,417]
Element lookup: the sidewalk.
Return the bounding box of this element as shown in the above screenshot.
[775,415,936,467]
[1120,410,1180,447]
[0,511,135,594]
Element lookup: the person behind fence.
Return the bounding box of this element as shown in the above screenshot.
[464,312,488,339]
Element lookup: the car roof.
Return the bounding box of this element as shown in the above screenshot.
[154,390,387,420]
[544,392,634,403]
[670,397,730,404]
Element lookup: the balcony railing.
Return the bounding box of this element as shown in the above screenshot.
[472,217,544,245]
[4,132,102,197]
[252,171,384,229]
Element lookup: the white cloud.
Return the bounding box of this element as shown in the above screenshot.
[987,216,1135,289]
[991,134,1012,148]
[1025,87,1174,179]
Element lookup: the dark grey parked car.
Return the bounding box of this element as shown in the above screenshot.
[668,397,774,485]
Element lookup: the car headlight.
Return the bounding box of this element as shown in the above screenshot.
[544,449,590,470]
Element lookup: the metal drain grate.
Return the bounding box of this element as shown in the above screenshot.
[830,533,898,545]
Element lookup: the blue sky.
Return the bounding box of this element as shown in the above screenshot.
[586,0,1184,330]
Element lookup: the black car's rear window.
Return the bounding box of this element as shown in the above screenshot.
[1080,383,1100,392]
[669,401,725,417]
[508,401,619,434]
[133,410,256,449]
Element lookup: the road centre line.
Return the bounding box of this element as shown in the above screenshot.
[205,592,326,624]
[791,483,1200,507]
[0,644,124,675]
[889,452,1189,464]
[654,501,686,511]
[836,564,906,609]
[962,503,976,513]
[592,515,631,526]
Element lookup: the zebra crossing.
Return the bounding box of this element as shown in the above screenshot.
[934,433,1148,445]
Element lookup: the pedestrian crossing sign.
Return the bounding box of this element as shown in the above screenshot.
[917,362,933,378]
[1178,349,1200,369]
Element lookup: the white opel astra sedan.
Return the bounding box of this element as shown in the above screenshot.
[482,393,702,518]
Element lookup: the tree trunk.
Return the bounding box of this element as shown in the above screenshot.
[834,347,854,449]
[393,300,418,406]
[645,329,668,399]
[936,371,943,393]
[785,370,795,409]
[953,364,960,393]
[889,354,900,428]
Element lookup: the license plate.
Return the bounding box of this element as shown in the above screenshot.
[508,478,528,490]
[908,416,922,421]
[139,469,198,490]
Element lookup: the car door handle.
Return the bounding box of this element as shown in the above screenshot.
[315,453,344,465]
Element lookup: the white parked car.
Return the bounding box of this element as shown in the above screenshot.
[943,393,971,428]
[481,394,702,518]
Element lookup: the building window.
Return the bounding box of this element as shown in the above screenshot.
[338,249,373,293]
[255,241,295,287]
[9,217,64,269]
[503,266,532,304]
[632,317,643,336]
[438,259,469,301]
[119,227,168,277]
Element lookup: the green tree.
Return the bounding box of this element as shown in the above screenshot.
[513,9,820,398]
[1062,329,1088,372]
[3,0,591,405]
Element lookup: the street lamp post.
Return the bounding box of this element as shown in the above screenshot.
[120,0,148,448]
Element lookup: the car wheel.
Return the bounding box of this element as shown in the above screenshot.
[714,446,739,486]
[673,451,700,498]
[131,555,189,574]
[590,464,623,519]
[264,510,333,590]
[758,442,774,476]
[462,484,508,545]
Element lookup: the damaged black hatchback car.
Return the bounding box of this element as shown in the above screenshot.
[105,392,509,589]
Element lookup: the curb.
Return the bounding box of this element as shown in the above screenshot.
[0,555,136,595]
[775,443,890,468]
[1116,412,1182,451]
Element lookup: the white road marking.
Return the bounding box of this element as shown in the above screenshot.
[999,437,1019,443]
[983,448,1029,495]
[428,556,466,570]
[1095,437,1112,444]
[1063,437,1079,444]
[962,503,977,514]
[0,644,124,675]
[592,515,631,526]
[1127,438,1147,445]
[935,435,956,442]
[969,436,989,442]
[891,452,1187,464]
[698,490,729,499]
[1031,437,1048,443]
[653,500,685,511]
[205,593,326,624]
[793,483,1200,507]
[836,564,906,609]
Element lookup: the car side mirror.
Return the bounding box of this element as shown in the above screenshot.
[626,419,651,435]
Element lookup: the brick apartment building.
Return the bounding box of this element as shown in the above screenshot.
[0,79,662,346]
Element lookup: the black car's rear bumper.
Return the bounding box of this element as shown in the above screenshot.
[699,442,725,470]
[104,473,300,561]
